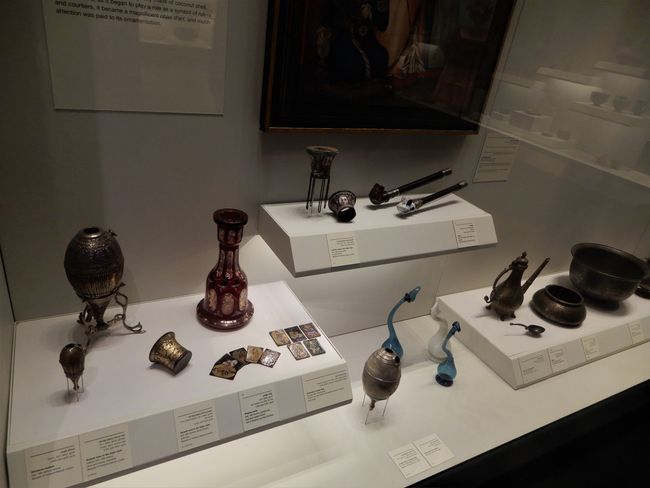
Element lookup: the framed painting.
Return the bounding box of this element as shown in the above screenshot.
[261,0,515,133]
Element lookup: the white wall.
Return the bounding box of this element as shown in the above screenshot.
[0,0,648,336]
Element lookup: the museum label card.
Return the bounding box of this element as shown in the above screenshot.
[302,365,352,412]
[518,351,552,384]
[327,232,360,268]
[628,321,645,344]
[41,0,228,114]
[473,131,518,183]
[581,336,601,360]
[239,386,279,431]
[414,433,454,467]
[388,443,430,479]
[174,400,219,452]
[25,436,82,488]
[453,219,478,248]
[79,424,132,481]
[548,346,569,373]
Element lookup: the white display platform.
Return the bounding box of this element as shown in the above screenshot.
[536,66,594,85]
[90,315,650,488]
[572,101,650,128]
[594,60,648,79]
[259,194,497,276]
[6,281,352,488]
[436,272,650,389]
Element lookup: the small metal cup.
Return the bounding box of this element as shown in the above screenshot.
[149,332,192,374]
[328,190,357,222]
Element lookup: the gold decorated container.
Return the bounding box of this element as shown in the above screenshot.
[149,332,192,374]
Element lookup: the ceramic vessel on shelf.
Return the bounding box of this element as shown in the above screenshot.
[149,332,192,374]
[530,284,586,326]
[362,347,401,412]
[484,252,550,320]
[570,243,649,304]
[59,343,85,394]
[197,208,254,330]
[612,95,630,112]
[381,286,421,358]
[328,190,357,222]
[590,91,609,107]
[435,321,461,387]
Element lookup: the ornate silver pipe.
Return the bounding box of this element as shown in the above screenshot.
[397,180,468,214]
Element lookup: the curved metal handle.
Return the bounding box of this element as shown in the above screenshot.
[492,265,512,292]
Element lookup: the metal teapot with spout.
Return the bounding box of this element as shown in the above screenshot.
[484,252,550,320]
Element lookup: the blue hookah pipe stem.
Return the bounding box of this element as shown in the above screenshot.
[382,287,421,358]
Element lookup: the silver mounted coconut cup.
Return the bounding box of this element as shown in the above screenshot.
[64,226,124,329]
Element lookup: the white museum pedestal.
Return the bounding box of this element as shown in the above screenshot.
[7,281,351,488]
[259,194,497,276]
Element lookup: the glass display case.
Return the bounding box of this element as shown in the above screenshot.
[1,1,648,487]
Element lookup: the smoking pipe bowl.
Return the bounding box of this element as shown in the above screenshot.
[381,286,421,358]
[369,168,452,205]
[484,252,550,320]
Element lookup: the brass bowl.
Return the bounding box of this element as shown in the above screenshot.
[531,285,586,327]
[570,243,649,303]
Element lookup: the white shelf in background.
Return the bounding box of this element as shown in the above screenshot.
[483,116,574,149]
[436,272,650,389]
[571,101,650,127]
[494,71,540,88]
[6,281,352,488]
[594,60,648,79]
[258,195,497,276]
[536,66,594,85]
[481,116,650,189]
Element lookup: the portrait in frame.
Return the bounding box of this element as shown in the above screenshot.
[261,0,515,133]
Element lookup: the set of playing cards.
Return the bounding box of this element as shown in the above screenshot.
[269,323,326,361]
[209,345,281,380]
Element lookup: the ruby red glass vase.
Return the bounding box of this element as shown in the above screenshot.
[196,208,254,330]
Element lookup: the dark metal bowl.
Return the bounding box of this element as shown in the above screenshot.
[570,243,649,303]
[531,285,586,327]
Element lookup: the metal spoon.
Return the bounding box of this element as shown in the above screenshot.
[510,322,545,337]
